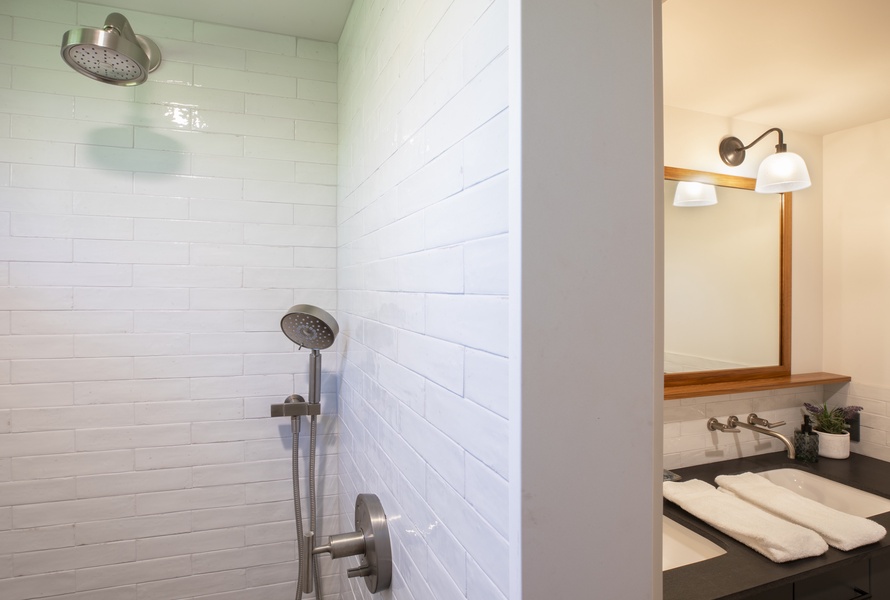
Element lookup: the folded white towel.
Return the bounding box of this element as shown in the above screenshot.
[716,472,887,551]
[663,479,828,562]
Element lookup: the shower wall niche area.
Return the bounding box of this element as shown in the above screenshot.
[0,3,340,599]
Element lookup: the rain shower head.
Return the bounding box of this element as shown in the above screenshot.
[281,305,339,350]
[61,13,161,86]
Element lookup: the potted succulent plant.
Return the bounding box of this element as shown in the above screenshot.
[803,402,863,459]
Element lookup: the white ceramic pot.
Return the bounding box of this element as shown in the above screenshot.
[816,430,850,459]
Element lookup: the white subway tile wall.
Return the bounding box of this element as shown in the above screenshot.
[664,386,829,469]
[826,381,890,463]
[0,2,339,599]
[663,382,890,468]
[337,0,508,599]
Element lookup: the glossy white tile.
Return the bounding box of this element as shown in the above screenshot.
[192,154,293,182]
[0,88,73,119]
[133,355,243,380]
[134,128,243,157]
[11,213,132,240]
[133,265,242,288]
[245,94,337,123]
[74,192,188,219]
[134,173,242,201]
[0,238,72,262]
[195,66,296,98]
[246,52,336,84]
[133,219,243,244]
[0,335,72,360]
[243,180,336,205]
[75,97,191,130]
[73,240,189,265]
[298,79,337,102]
[194,22,295,55]
[10,311,131,336]
[75,145,190,175]
[243,223,336,246]
[244,137,337,164]
[426,294,508,356]
[12,164,133,193]
[11,115,133,147]
[14,66,134,102]
[189,243,294,267]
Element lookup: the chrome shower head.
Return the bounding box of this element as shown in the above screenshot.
[281,304,339,350]
[61,13,161,86]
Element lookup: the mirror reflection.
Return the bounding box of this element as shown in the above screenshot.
[664,179,780,373]
[662,167,791,390]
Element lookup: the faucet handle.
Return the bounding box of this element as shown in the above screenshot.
[312,494,392,593]
[747,413,784,429]
[707,417,740,433]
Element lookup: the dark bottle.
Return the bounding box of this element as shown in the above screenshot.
[794,415,819,462]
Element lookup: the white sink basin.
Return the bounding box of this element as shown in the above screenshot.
[662,515,726,571]
[759,468,890,518]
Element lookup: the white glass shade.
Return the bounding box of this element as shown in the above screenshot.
[755,151,811,194]
[673,181,718,207]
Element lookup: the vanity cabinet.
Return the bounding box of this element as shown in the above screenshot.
[793,560,869,600]
[735,558,872,600]
[746,584,793,600]
[870,549,890,599]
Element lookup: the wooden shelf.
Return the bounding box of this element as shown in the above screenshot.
[664,372,852,401]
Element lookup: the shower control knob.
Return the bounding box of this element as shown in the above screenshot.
[312,493,392,593]
[347,562,373,578]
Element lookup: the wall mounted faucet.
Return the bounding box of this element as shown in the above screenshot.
[708,413,795,459]
[706,417,740,433]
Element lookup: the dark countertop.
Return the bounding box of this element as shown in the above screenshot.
[664,452,890,600]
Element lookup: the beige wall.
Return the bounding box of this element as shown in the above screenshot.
[664,106,823,373]
[824,118,890,386]
[821,117,890,461]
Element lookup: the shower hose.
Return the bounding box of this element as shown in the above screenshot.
[292,414,323,600]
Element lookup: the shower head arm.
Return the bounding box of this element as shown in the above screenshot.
[104,13,138,43]
[103,13,160,72]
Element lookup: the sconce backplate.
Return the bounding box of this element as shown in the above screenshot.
[719,136,746,167]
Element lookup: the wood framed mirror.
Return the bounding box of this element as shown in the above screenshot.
[664,166,791,391]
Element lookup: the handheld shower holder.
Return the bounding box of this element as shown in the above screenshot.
[269,394,321,418]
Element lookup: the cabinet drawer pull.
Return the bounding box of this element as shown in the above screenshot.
[851,587,871,600]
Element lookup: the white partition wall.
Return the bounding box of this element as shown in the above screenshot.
[511,0,663,597]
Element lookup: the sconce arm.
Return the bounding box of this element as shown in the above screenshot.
[720,127,787,166]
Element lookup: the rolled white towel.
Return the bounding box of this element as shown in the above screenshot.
[716,472,887,551]
[663,479,828,563]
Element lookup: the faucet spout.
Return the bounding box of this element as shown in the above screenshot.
[727,414,795,460]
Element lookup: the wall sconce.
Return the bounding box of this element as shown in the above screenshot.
[673,181,718,207]
[718,128,811,194]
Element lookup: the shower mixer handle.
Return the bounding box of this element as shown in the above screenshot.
[311,493,392,594]
[347,563,374,579]
[314,529,367,559]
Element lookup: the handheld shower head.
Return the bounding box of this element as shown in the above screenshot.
[281,305,339,350]
[61,13,161,86]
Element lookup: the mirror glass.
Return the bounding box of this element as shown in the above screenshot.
[664,167,791,386]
